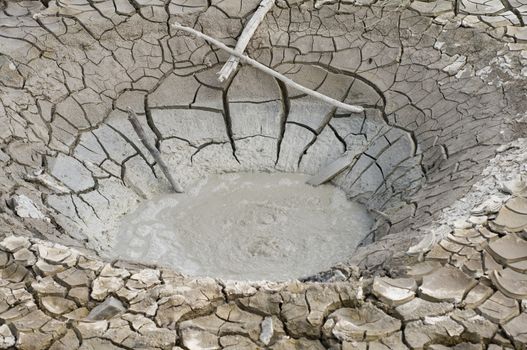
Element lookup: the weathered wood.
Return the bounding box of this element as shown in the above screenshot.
[217,0,275,82]
[127,108,184,193]
[172,22,364,114]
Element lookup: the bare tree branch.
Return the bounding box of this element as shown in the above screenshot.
[127,108,184,193]
[217,0,275,82]
[172,23,364,114]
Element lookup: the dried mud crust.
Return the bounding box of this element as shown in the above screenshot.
[0,0,527,347]
[1,0,526,270]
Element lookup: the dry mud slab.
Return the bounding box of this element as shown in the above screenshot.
[0,0,527,348]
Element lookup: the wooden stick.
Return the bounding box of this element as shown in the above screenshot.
[217,0,275,82]
[172,23,364,114]
[127,108,184,193]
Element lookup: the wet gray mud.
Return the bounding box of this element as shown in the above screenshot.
[113,172,373,280]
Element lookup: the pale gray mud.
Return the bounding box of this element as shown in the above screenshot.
[112,172,373,281]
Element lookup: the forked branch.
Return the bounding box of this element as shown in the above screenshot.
[217,0,275,82]
[172,23,364,114]
[127,108,184,193]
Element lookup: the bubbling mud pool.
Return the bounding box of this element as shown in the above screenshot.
[113,173,374,280]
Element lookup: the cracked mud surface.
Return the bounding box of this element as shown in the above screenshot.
[0,0,527,348]
[1,0,526,265]
[114,172,373,281]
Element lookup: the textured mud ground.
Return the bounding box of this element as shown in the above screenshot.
[0,0,527,348]
[114,172,373,281]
